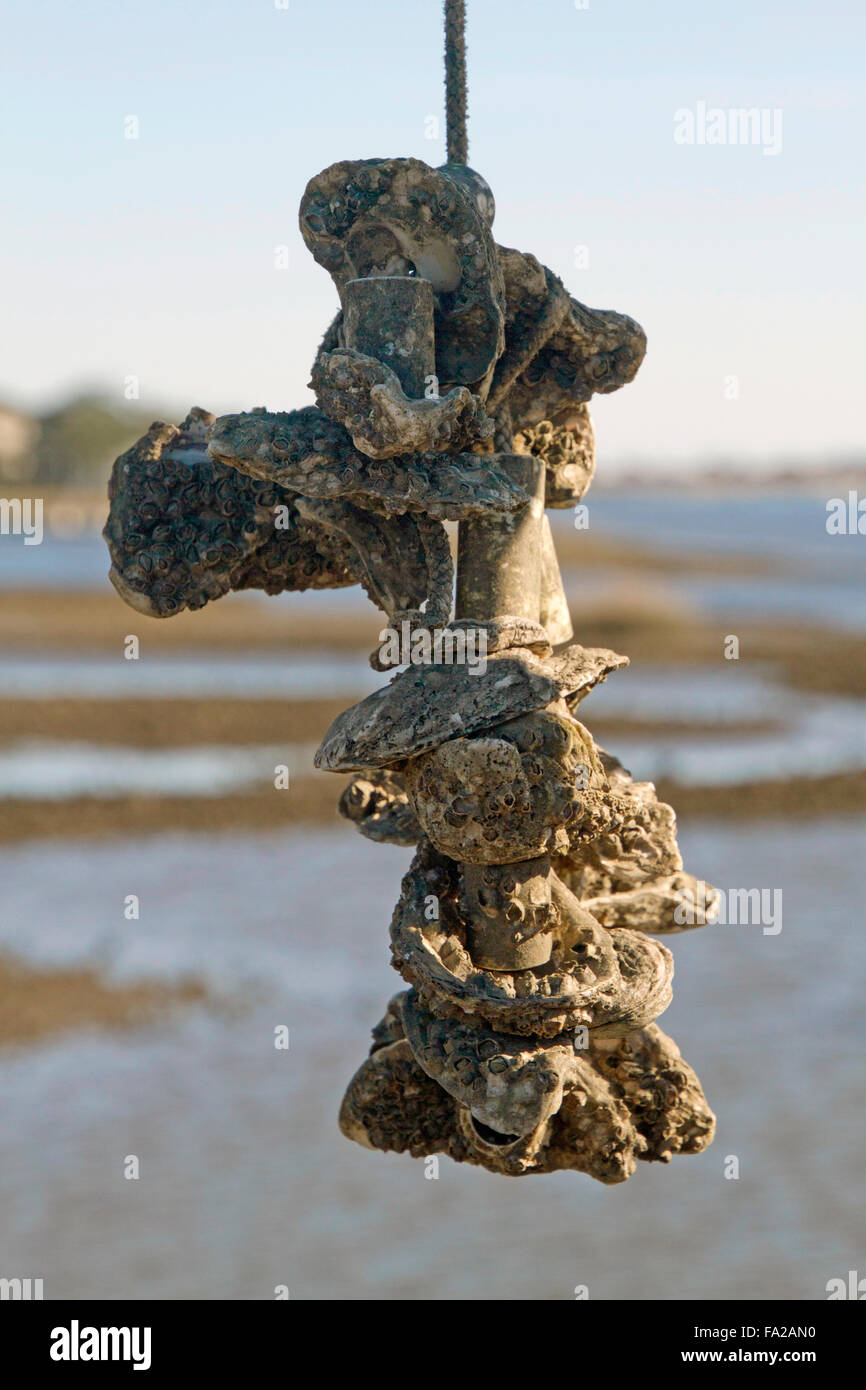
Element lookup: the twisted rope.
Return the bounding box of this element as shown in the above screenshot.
[444,0,468,165]
[492,403,513,453]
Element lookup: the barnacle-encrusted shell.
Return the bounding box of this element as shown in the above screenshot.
[488,247,571,414]
[590,1023,716,1160]
[557,749,721,933]
[338,769,419,847]
[515,410,596,507]
[294,497,453,627]
[389,842,674,1038]
[314,644,627,773]
[207,405,528,521]
[338,1038,464,1160]
[299,157,506,393]
[103,408,353,618]
[506,302,646,424]
[339,1013,639,1180]
[339,991,712,1179]
[399,990,574,1138]
[403,711,606,864]
[311,347,494,459]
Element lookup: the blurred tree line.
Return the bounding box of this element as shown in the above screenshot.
[0,393,167,487]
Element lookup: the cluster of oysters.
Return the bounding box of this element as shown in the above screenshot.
[104,156,716,1181]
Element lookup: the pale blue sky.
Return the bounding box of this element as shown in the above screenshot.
[1,0,862,466]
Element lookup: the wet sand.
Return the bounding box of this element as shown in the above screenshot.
[0,775,344,844]
[0,820,862,1300]
[0,958,206,1050]
[3,587,865,698]
[1,767,864,846]
[0,696,353,747]
[0,695,782,748]
[0,676,863,845]
[656,769,866,819]
[0,587,383,652]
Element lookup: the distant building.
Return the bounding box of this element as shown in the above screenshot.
[0,406,40,481]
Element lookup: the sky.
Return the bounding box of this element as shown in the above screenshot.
[1,0,863,467]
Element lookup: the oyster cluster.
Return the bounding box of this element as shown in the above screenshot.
[333,650,716,1178]
[103,155,715,1181]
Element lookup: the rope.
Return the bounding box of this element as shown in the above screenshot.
[492,403,513,453]
[444,0,468,165]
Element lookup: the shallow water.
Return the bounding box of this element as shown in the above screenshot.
[0,650,378,700]
[604,694,866,785]
[0,741,317,799]
[5,493,864,629]
[2,667,864,795]
[0,819,862,1300]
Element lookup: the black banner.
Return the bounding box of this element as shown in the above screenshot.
[1,1299,860,1374]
